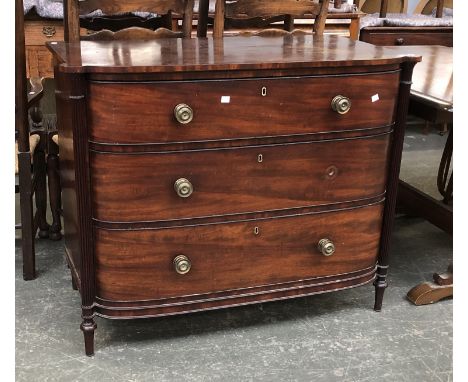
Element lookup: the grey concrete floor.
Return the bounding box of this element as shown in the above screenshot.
[16,93,452,381]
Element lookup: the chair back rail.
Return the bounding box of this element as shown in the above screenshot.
[414,0,451,16]
[359,0,407,15]
[64,0,194,42]
[213,0,329,38]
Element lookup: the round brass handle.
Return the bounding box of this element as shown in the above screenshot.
[174,178,193,198]
[174,103,193,124]
[173,255,191,274]
[331,95,351,115]
[318,238,335,256]
[395,38,405,45]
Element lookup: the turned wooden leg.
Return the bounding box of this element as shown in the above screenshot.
[80,318,97,356]
[33,147,49,238]
[47,153,62,241]
[373,265,388,312]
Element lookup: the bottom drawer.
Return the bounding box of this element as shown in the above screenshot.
[95,203,384,302]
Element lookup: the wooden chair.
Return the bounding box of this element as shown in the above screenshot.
[359,0,408,16]
[16,0,49,280]
[205,0,329,38]
[414,0,452,17]
[63,0,195,41]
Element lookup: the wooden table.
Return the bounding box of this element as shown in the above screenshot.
[385,45,453,305]
[386,45,453,234]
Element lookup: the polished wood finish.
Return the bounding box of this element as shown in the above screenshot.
[91,135,390,222]
[88,72,399,144]
[49,35,419,355]
[373,60,415,311]
[359,27,452,47]
[384,45,452,108]
[64,0,194,42]
[212,0,328,38]
[48,35,418,74]
[407,264,452,305]
[95,203,384,301]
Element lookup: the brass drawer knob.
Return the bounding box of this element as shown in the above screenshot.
[173,255,191,274]
[174,103,193,124]
[331,95,351,115]
[395,38,405,45]
[174,178,193,198]
[318,238,335,256]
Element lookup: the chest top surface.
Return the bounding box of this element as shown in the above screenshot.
[47,35,420,74]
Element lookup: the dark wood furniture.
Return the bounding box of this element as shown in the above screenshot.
[384,45,452,305]
[196,0,365,39]
[211,0,329,37]
[48,35,419,356]
[16,0,49,280]
[386,45,453,234]
[359,0,452,47]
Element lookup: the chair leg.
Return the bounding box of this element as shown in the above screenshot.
[47,153,62,241]
[18,152,35,280]
[33,148,49,238]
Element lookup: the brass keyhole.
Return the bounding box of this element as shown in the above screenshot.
[254,227,260,235]
[257,154,263,163]
[261,87,267,97]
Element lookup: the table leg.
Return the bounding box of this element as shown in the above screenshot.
[349,18,359,40]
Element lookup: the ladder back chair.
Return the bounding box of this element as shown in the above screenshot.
[211,0,329,38]
[64,0,195,41]
[16,0,49,280]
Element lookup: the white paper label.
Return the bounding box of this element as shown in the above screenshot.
[221,96,231,103]
[371,94,380,102]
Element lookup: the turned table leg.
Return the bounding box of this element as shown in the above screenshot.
[374,265,388,311]
[80,317,97,357]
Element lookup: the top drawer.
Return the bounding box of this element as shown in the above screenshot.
[88,72,399,144]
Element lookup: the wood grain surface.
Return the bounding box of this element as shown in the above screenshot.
[94,202,384,301]
[88,72,399,144]
[90,134,390,222]
[47,35,421,74]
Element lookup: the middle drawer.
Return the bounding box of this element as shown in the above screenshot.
[91,134,390,222]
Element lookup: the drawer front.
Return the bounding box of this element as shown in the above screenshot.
[91,134,390,222]
[360,31,453,47]
[24,21,65,46]
[94,203,384,301]
[88,72,399,144]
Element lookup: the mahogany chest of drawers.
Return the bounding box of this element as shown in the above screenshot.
[48,35,420,356]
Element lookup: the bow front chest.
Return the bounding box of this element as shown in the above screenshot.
[48,35,420,355]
